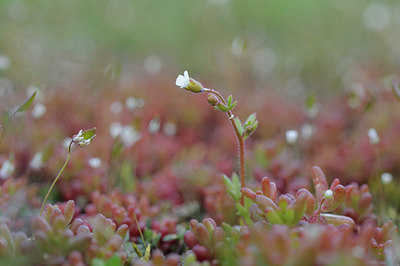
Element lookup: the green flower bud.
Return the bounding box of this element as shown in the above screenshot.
[207,94,219,106]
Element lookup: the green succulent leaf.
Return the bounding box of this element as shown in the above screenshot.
[163,234,178,242]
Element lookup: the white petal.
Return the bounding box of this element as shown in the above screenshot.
[184,70,189,79]
[176,75,186,88]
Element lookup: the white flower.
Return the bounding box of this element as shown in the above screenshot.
[32,103,46,119]
[120,125,141,148]
[324,189,333,199]
[72,130,94,146]
[0,54,11,70]
[88,157,102,169]
[110,101,123,114]
[301,123,314,140]
[0,160,15,179]
[126,97,145,110]
[163,122,177,136]
[109,122,123,138]
[62,137,72,149]
[175,70,190,88]
[367,128,380,145]
[381,172,393,184]
[285,129,298,145]
[148,118,160,134]
[29,152,43,170]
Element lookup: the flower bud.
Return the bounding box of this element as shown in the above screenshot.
[207,94,219,106]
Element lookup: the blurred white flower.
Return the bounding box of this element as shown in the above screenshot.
[148,118,160,134]
[175,70,190,88]
[301,123,314,140]
[285,129,298,145]
[163,122,177,136]
[29,152,43,170]
[120,125,141,148]
[324,189,333,199]
[0,160,15,179]
[231,37,245,57]
[126,97,145,110]
[144,55,162,75]
[110,101,123,114]
[381,172,393,184]
[88,157,102,169]
[109,122,123,138]
[32,103,46,119]
[367,128,380,145]
[0,54,11,70]
[62,137,72,149]
[363,2,391,32]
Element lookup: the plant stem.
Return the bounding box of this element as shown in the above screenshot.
[39,147,72,215]
[205,88,246,205]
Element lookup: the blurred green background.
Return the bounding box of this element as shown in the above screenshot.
[0,0,399,95]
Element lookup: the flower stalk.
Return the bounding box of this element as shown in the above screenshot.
[39,128,96,215]
[176,71,258,206]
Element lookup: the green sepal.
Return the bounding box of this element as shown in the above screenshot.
[81,127,96,140]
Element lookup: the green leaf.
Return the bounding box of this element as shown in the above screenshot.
[228,100,237,111]
[41,143,54,163]
[132,242,143,257]
[227,95,232,105]
[91,255,121,266]
[234,117,243,136]
[392,81,400,102]
[163,234,178,242]
[2,111,9,126]
[306,93,316,110]
[244,113,256,127]
[15,90,37,114]
[216,103,230,112]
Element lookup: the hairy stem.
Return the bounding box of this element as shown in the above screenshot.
[39,143,72,215]
[205,88,246,205]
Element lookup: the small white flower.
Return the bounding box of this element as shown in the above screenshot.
[88,157,102,169]
[324,189,333,199]
[29,152,43,170]
[126,97,145,110]
[0,54,11,70]
[110,101,123,114]
[0,160,15,179]
[120,125,141,148]
[72,130,94,147]
[285,129,298,145]
[148,118,160,134]
[32,103,46,119]
[367,128,380,145]
[381,172,393,184]
[109,122,123,138]
[301,123,314,140]
[175,70,190,88]
[163,122,177,136]
[62,137,72,149]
